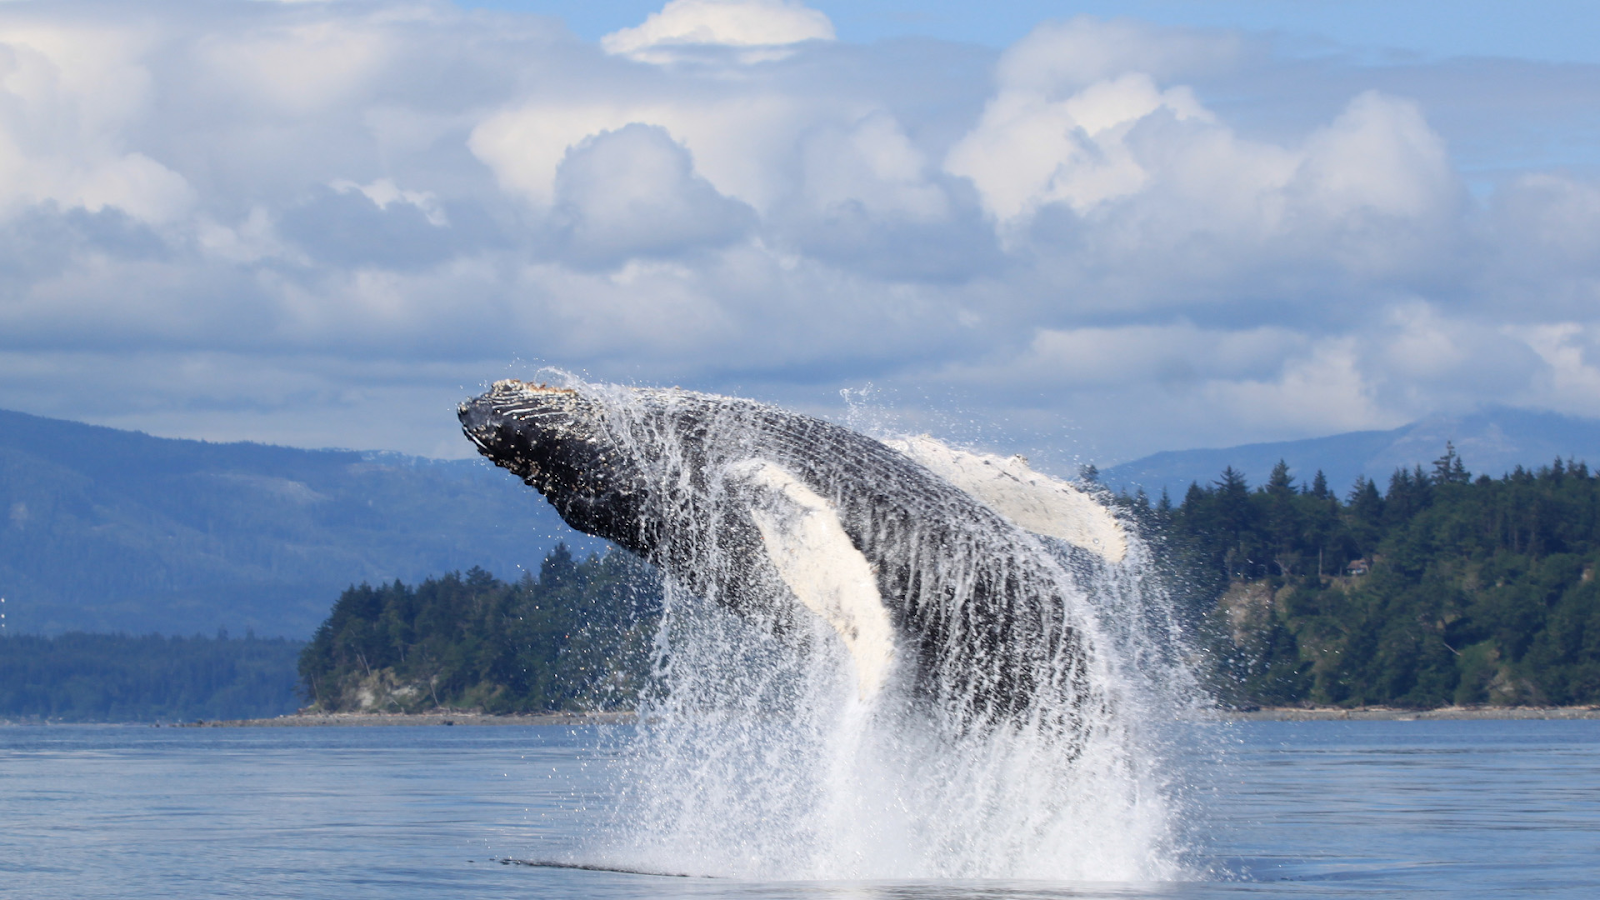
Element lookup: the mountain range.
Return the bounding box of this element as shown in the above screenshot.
[0,408,596,638]
[7,404,1600,638]
[1102,407,1600,500]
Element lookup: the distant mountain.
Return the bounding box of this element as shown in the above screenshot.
[1103,407,1600,500]
[0,408,598,637]
[14,403,1597,637]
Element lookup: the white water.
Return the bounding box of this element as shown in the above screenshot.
[531,379,1208,881]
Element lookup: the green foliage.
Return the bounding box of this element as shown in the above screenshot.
[0,631,304,722]
[1135,453,1600,708]
[297,546,661,714]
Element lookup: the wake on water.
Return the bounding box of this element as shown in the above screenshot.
[485,377,1211,881]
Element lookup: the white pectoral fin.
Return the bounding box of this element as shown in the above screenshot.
[732,460,895,701]
[883,435,1128,564]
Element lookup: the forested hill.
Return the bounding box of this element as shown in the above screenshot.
[1131,446,1600,708]
[0,632,304,722]
[298,547,659,714]
[0,407,596,637]
[291,448,1600,715]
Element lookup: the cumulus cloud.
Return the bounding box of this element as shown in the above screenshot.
[1516,323,1600,416]
[2,1,1600,464]
[276,180,467,270]
[551,123,756,267]
[947,30,1463,314]
[0,17,194,223]
[469,93,831,212]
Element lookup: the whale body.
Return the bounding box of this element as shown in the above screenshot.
[458,379,1125,727]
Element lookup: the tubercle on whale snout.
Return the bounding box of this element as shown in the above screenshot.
[458,384,651,550]
[490,378,578,395]
[457,386,575,489]
[458,381,582,450]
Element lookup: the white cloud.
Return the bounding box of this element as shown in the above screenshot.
[1501,323,1600,417]
[798,112,948,222]
[551,123,756,266]
[0,3,1598,464]
[946,63,1456,258]
[0,18,194,223]
[972,323,1302,390]
[1203,338,1391,437]
[1296,91,1455,221]
[192,14,399,115]
[601,0,834,63]
[946,72,1213,222]
[1484,173,1600,320]
[469,93,836,212]
[331,178,448,227]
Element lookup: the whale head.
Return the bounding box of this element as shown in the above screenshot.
[458,380,648,544]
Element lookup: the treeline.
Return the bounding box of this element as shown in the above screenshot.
[292,446,1600,715]
[0,631,304,722]
[297,547,660,714]
[1121,445,1600,708]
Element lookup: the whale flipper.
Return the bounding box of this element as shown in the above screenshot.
[733,460,896,701]
[883,436,1127,564]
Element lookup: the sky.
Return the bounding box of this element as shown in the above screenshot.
[2,0,1599,471]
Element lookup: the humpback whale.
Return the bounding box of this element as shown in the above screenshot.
[459,379,1126,727]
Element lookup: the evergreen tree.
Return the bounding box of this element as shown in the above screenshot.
[1433,441,1471,485]
[0,632,304,722]
[289,444,1600,714]
[1159,445,1600,708]
[297,546,661,713]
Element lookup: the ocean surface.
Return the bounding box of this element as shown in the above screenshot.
[1,719,1596,899]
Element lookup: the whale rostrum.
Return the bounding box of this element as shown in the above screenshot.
[459,379,1126,723]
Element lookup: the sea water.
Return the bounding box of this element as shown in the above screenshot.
[2,719,1597,899]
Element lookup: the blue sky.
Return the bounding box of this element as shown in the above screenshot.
[470,1,1600,64]
[0,0,1597,471]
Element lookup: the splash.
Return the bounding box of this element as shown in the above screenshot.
[476,380,1213,882]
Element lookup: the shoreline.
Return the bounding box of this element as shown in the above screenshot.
[1220,705,1600,721]
[141,704,1600,726]
[7,706,1600,727]
[164,710,638,727]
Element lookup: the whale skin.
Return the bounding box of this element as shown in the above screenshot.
[459,379,1108,725]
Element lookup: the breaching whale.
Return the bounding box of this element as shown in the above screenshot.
[459,379,1126,726]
